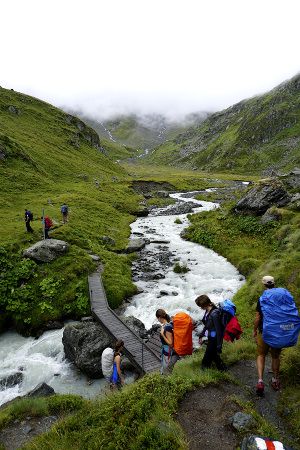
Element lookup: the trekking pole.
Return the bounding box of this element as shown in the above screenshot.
[42,208,45,240]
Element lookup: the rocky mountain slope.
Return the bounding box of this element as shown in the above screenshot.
[147,74,300,174]
[69,111,209,153]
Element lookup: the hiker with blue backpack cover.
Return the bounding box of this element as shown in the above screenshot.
[253,275,300,396]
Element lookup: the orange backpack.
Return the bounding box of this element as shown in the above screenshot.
[172,312,193,356]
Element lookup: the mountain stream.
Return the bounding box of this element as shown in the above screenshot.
[0,191,244,406]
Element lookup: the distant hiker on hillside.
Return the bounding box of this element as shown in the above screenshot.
[61,203,68,224]
[195,295,227,371]
[110,340,125,389]
[156,309,179,374]
[44,215,53,239]
[24,209,33,232]
[253,275,300,396]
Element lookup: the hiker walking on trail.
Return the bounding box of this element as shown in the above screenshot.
[110,340,125,389]
[44,215,53,239]
[195,295,227,371]
[156,309,179,374]
[24,209,33,232]
[253,275,300,396]
[61,203,68,224]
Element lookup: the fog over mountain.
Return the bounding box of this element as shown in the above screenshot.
[1,1,299,124]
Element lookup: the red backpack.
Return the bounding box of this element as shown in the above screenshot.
[45,216,53,228]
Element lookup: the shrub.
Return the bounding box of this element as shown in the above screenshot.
[237,258,260,276]
[173,262,190,274]
[47,394,86,414]
[174,218,182,224]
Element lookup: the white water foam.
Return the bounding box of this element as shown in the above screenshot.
[0,327,106,406]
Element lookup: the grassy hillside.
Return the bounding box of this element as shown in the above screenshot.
[0,87,144,334]
[147,74,300,174]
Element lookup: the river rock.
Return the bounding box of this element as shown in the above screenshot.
[155,201,200,216]
[156,191,170,198]
[62,322,113,378]
[27,383,55,397]
[120,315,148,339]
[125,238,146,253]
[0,372,23,389]
[235,182,291,215]
[135,207,150,217]
[23,239,69,263]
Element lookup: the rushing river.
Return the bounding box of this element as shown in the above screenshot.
[124,192,244,328]
[0,191,244,406]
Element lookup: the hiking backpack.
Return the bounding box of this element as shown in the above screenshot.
[44,217,53,228]
[259,288,300,348]
[219,299,243,342]
[101,347,114,377]
[172,312,193,356]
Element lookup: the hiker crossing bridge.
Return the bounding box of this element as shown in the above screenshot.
[88,270,161,375]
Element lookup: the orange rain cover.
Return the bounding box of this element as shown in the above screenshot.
[173,312,193,356]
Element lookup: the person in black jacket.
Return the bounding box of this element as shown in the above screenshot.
[195,294,227,371]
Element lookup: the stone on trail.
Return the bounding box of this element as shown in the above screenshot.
[230,412,255,431]
[27,383,55,397]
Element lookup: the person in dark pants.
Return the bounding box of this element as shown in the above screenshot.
[24,209,33,232]
[195,294,227,371]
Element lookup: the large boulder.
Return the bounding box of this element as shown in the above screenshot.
[27,383,55,397]
[125,238,146,253]
[235,182,291,215]
[62,322,114,378]
[280,167,300,189]
[23,239,69,263]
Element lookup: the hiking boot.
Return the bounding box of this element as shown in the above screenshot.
[256,381,265,396]
[271,379,281,391]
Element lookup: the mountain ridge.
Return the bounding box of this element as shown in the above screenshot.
[146,73,300,174]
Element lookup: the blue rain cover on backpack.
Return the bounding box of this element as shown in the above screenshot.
[260,288,300,348]
[220,299,236,317]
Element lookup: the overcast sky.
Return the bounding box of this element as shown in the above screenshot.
[1,0,299,119]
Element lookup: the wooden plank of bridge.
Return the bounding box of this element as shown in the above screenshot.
[88,272,161,374]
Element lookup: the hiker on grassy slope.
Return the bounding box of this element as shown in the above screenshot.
[254,275,300,396]
[24,209,33,232]
[61,203,69,224]
[44,215,53,239]
[156,309,179,374]
[195,295,227,371]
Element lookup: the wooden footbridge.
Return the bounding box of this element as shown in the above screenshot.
[88,270,161,375]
